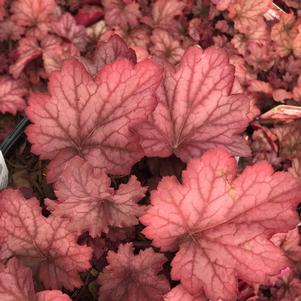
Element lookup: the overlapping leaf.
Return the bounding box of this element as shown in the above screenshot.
[136,46,258,161]
[48,156,146,237]
[102,0,141,28]
[147,0,186,28]
[25,57,162,182]
[0,189,92,290]
[0,258,72,301]
[164,285,207,301]
[98,243,170,301]
[51,13,88,51]
[9,37,43,79]
[228,0,270,33]
[141,148,301,301]
[0,76,27,114]
[11,0,59,28]
[80,35,137,76]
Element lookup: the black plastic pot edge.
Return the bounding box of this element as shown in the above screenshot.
[0,117,29,157]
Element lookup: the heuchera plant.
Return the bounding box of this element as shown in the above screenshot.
[1,0,301,301]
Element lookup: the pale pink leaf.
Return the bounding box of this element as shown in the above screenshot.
[271,14,297,57]
[164,285,207,301]
[86,20,108,42]
[0,189,92,290]
[25,58,162,182]
[98,243,170,301]
[10,0,59,28]
[43,43,80,75]
[141,148,301,301]
[0,76,27,114]
[228,0,270,33]
[136,46,258,161]
[51,13,88,51]
[49,156,146,237]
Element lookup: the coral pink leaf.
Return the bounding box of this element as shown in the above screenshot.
[228,0,270,33]
[0,258,36,301]
[49,156,146,237]
[136,46,257,161]
[10,0,59,28]
[0,76,27,114]
[164,285,207,301]
[9,37,43,79]
[141,148,301,301]
[51,13,88,51]
[36,291,72,301]
[25,58,162,182]
[98,243,170,301]
[80,35,137,76]
[0,189,92,290]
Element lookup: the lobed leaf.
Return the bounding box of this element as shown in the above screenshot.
[98,243,170,301]
[49,156,146,237]
[0,189,92,290]
[164,285,207,301]
[136,46,258,161]
[25,58,163,182]
[0,76,27,114]
[0,258,72,301]
[141,148,301,301]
